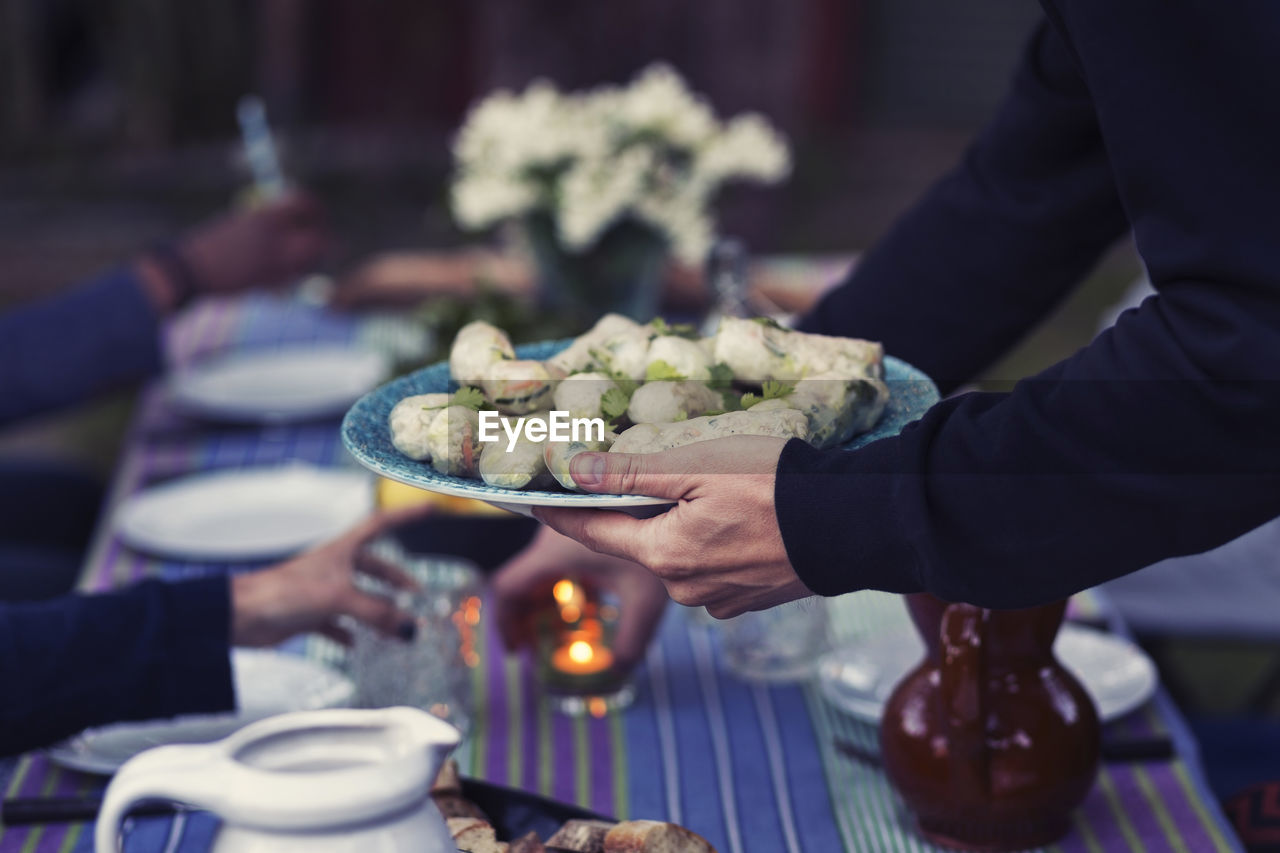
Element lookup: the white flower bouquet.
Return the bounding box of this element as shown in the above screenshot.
[450,64,791,270]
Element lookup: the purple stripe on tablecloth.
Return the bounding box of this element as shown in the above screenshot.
[521,654,540,794]
[1145,761,1220,853]
[551,701,575,805]
[16,755,50,798]
[1106,764,1178,852]
[588,712,613,816]
[32,768,90,853]
[484,602,510,785]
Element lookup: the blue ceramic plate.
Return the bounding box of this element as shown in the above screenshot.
[341,340,939,515]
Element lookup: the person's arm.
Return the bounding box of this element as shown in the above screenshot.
[0,268,165,425]
[779,0,1280,606]
[532,0,1280,615]
[0,577,234,756]
[0,507,426,757]
[800,19,1128,393]
[0,193,331,426]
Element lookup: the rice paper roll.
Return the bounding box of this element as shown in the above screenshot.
[450,320,515,385]
[611,408,809,455]
[480,360,555,414]
[547,314,646,375]
[626,380,722,425]
[552,371,619,421]
[751,373,888,448]
[478,413,555,490]
[424,405,483,478]
[544,434,616,491]
[645,336,712,381]
[388,393,452,460]
[713,317,883,382]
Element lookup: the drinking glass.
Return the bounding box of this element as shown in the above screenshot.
[719,597,831,683]
[349,538,484,735]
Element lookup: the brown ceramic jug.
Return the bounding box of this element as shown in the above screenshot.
[880,594,1100,850]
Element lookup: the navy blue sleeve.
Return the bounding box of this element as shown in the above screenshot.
[799,20,1127,394]
[780,1,1280,607]
[0,577,235,756]
[0,268,164,426]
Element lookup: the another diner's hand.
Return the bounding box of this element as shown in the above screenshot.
[492,526,669,670]
[331,249,532,310]
[229,506,428,647]
[533,436,814,619]
[137,192,332,312]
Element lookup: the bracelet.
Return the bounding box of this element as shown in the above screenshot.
[144,242,202,309]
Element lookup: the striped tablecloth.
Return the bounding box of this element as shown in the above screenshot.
[0,294,1242,852]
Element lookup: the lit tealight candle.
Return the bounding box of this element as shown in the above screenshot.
[550,632,614,675]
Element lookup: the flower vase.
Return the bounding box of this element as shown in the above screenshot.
[522,213,668,328]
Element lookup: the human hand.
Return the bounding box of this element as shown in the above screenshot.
[533,436,814,619]
[491,526,668,670]
[229,506,430,647]
[331,249,531,310]
[138,192,332,312]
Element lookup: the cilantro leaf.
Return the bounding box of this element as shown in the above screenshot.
[708,362,735,391]
[450,387,487,410]
[649,317,700,339]
[645,360,685,381]
[740,391,761,408]
[761,379,795,400]
[600,387,632,422]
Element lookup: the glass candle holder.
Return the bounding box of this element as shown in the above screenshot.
[534,578,635,716]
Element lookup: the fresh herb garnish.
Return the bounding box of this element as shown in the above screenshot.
[600,387,632,422]
[649,317,700,339]
[740,379,794,408]
[708,362,735,391]
[644,360,685,381]
[450,387,487,410]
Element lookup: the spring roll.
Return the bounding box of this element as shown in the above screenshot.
[611,408,809,455]
[713,317,883,382]
[544,434,616,491]
[552,372,620,421]
[751,373,890,448]
[626,380,723,424]
[547,314,647,375]
[388,393,452,460]
[480,360,555,415]
[425,405,483,478]
[645,336,712,381]
[478,413,555,490]
[450,320,516,385]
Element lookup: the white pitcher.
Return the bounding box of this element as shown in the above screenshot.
[95,706,460,853]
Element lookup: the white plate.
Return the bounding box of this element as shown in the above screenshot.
[170,344,388,423]
[115,465,373,561]
[47,649,354,775]
[817,622,1158,723]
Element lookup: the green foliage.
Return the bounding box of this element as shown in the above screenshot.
[644,359,685,381]
[600,387,632,422]
[739,379,794,409]
[450,387,487,410]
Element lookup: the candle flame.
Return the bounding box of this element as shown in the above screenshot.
[553,579,578,604]
[568,640,594,664]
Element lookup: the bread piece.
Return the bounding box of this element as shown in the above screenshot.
[432,792,487,820]
[545,818,616,852]
[449,816,509,853]
[510,831,548,853]
[604,820,717,853]
[432,757,463,794]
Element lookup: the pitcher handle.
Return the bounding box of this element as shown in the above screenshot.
[94,743,226,853]
[938,602,989,797]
